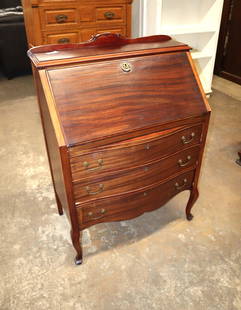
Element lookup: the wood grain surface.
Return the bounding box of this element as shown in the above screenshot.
[28,34,210,264]
[73,146,200,202]
[70,124,203,177]
[22,0,133,47]
[47,52,208,146]
[77,169,195,228]
[27,34,188,67]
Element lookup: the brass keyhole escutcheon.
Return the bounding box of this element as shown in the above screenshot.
[120,62,132,73]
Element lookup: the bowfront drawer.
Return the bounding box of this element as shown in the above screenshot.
[96,6,125,24]
[70,124,203,179]
[40,8,78,30]
[77,170,195,227]
[45,32,79,44]
[73,146,200,202]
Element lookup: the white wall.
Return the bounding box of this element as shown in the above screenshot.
[131,0,141,37]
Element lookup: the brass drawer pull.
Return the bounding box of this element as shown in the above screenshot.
[83,159,103,171]
[181,132,195,144]
[175,178,187,190]
[55,14,68,23]
[88,208,106,220]
[58,38,70,44]
[86,184,104,195]
[104,11,115,19]
[178,155,191,167]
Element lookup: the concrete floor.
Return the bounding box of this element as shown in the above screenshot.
[0,74,240,310]
[213,75,241,101]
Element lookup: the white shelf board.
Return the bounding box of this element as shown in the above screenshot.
[191,51,213,59]
[160,24,216,35]
[138,0,225,94]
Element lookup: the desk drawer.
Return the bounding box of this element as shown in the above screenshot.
[73,146,200,202]
[96,6,125,24]
[77,170,195,227]
[97,27,126,36]
[40,8,78,30]
[70,124,203,179]
[45,32,79,44]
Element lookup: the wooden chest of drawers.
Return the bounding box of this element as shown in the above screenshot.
[22,0,132,46]
[28,33,211,264]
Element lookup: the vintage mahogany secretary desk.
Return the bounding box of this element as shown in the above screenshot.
[28,33,211,265]
[22,0,132,46]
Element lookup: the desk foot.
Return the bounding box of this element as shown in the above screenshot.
[236,151,241,166]
[75,256,83,265]
[186,187,199,221]
[186,213,194,221]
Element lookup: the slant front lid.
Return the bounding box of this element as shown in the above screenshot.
[46,51,208,146]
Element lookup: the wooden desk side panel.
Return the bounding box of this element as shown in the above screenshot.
[33,68,70,218]
[22,0,42,46]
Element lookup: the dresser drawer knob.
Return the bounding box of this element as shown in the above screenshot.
[83,159,104,171]
[181,132,195,144]
[58,38,70,44]
[86,184,104,195]
[55,14,68,23]
[178,155,191,167]
[104,11,115,19]
[175,178,187,190]
[145,144,150,150]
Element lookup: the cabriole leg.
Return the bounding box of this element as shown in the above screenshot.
[71,229,83,265]
[185,187,199,221]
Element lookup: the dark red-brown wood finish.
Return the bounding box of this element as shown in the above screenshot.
[28,33,210,265]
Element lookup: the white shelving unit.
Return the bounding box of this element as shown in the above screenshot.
[132,0,224,94]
